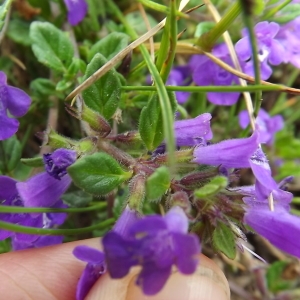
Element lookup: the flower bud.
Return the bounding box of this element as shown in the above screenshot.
[114,205,140,238]
[127,174,146,212]
[39,128,75,149]
[168,191,191,214]
[65,103,111,137]
[179,168,220,190]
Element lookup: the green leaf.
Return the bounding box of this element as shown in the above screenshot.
[56,58,86,91]
[62,190,94,207]
[266,261,294,292]
[139,92,177,150]
[30,78,57,97]
[146,166,170,201]
[88,32,130,62]
[194,176,228,198]
[194,22,215,38]
[213,223,236,259]
[30,21,74,72]
[21,157,44,168]
[67,152,132,195]
[7,19,31,46]
[0,0,13,32]
[82,53,121,119]
[0,136,21,173]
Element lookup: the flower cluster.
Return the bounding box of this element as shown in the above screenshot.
[169,20,300,106]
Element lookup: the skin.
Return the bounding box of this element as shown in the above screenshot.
[0,238,230,300]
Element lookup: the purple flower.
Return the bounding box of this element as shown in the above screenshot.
[249,148,278,198]
[174,113,213,146]
[239,109,284,145]
[17,148,76,207]
[193,131,259,168]
[17,171,72,207]
[0,71,31,140]
[245,206,300,258]
[43,148,77,180]
[113,205,140,237]
[72,205,138,299]
[190,44,240,106]
[276,16,300,68]
[166,66,192,104]
[235,21,285,80]
[242,179,299,258]
[102,206,200,295]
[63,0,88,26]
[0,176,67,250]
[73,245,106,300]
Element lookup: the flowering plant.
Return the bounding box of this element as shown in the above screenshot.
[1,0,300,299]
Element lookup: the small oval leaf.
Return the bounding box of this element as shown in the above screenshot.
[67,152,132,195]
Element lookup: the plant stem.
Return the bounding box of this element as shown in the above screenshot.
[196,2,241,51]
[0,202,107,213]
[0,218,115,236]
[122,85,281,92]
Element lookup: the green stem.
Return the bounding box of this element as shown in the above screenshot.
[158,0,178,83]
[0,202,107,213]
[239,1,261,116]
[121,85,281,92]
[0,218,115,235]
[263,0,292,19]
[196,2,241,51]
[137,0,187,18]
[0,141,8,174]
[106,0,175,169]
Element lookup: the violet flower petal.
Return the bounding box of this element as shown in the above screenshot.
[0,112,19,140]
[245,207,300,258]
[113,205,140,238]
[249,148,278,196]
[43,148,77,180]
[73,246,106,300]
[193,132,259,168]
[173,232,200,274]
[136,263,172,295]
[174,113,213,146]
[102,231,139,278]
[207,91,240,106]
[164,206,189,233]
[17,172,71,207]
[73,245,105,264]
[5,86,31,117]
[64,0,88,26]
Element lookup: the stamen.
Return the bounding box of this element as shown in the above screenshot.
[241,243,267,264]
[268,192,274,211]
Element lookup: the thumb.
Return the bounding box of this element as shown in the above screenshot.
[87,254,230,300]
